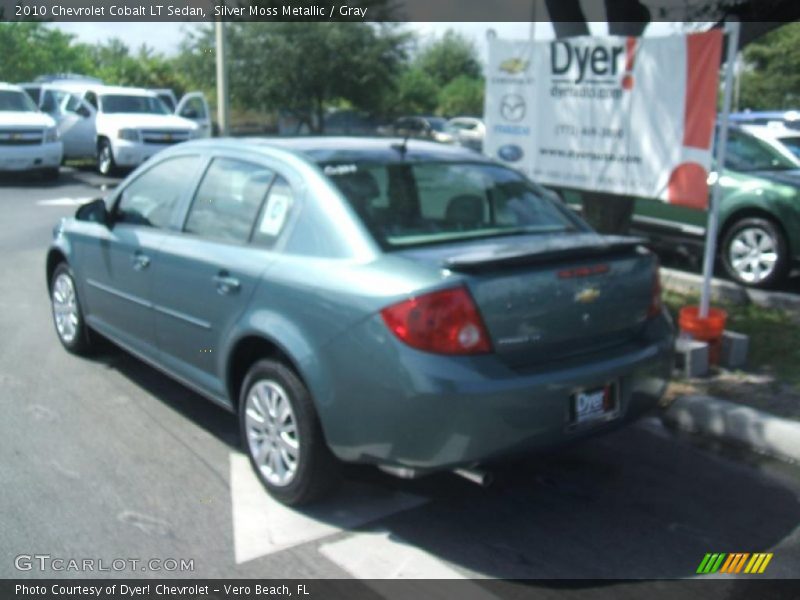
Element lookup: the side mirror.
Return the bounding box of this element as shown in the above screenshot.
[76,198,110,225]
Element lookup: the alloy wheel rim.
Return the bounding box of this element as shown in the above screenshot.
[52,273,79,344]
[728,227,778,284]
[244,380,300,487]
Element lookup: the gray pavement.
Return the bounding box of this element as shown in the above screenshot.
[1,169,800,588]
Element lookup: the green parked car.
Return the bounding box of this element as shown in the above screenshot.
[565,126,800,288]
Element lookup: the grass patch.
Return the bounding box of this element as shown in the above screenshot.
[663,289,800,389]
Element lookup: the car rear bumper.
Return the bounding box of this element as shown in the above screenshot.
[0,141,62,172]
[316,314,674,470]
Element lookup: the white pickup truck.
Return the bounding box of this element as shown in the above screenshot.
[0,83,63,179]
[21,81,210,174]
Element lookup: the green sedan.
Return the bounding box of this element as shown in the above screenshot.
[565,126,800,288]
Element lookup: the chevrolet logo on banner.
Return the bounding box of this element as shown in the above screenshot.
[696,552,773,575]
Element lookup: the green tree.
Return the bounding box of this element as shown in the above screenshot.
[416,30,482,88]
[393,67,438,115]
[437,75,484,117]
[739,21,800,110]
[89,39,189,93]
[178,22,409,132]
[0,23,93,82]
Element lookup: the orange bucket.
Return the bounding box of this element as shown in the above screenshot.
[678,306,728,365]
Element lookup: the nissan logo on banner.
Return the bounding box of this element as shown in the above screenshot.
[500,94,526,122]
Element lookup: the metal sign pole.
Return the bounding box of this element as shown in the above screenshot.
[699,18,740,318]
[215,19,230,137]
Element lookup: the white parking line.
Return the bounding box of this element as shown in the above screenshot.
[36,197,94,207]
[229,453,427,564]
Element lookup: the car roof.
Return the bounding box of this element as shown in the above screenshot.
[28,82,156,96]
[187,136,497,165]
[741,123,800,138]
[0,82,25,92]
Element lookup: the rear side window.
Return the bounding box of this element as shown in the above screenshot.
[185,158,275,244]
[116,156,200,229]
[325,161,579,248]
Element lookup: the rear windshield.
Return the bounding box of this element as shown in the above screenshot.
[0,90,38,112]
[100,94,170,114]
[323,161,582,248]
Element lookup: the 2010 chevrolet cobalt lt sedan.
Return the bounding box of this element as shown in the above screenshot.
[47,137,674,505]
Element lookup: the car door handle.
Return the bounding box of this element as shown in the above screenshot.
[131,252,150,271]
[213,273,241,295]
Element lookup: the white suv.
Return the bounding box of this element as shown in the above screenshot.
[24,83,204,174]
[0,83,63,179]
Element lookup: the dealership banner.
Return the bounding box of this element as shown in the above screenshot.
[485,31,723,207]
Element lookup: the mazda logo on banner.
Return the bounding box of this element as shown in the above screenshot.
[500,94,526,122]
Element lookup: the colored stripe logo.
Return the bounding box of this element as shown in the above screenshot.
[696,553,773,574]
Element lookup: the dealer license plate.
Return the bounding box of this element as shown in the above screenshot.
[571,384,616,425]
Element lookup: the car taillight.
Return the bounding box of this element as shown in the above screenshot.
[380,286,492,355]
[648,260,662,318]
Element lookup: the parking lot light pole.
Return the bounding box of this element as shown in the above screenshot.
[700,18,740,319]
[216,19,230,137]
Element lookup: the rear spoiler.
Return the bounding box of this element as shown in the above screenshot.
[443,236,647,272]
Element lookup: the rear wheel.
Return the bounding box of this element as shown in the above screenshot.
[721,217,789,288]
[239,359,340,506]
[50,263,93,354]
[97,138,116,176]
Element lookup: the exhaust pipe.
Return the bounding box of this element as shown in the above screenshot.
[453,467,493,487]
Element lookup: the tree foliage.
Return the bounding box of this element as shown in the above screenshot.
[739,21,800,110]
[0,23,93,82]
[416,30,482,88]
[438,75,484,117]
[392,29,484,117]
[179,22,409,131]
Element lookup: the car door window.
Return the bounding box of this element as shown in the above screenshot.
[184,158,276,244]
[178,96,207,120]
[115,156,200,229]
[84,91,98,110]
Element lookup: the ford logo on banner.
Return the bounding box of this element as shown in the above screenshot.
[498,144,524,162]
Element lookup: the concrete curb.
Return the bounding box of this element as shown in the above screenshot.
[659,267,800,313]
[660,395,800,464]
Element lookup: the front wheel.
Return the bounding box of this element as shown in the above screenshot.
[97,138,116,176]
[239,359,340,506]
[50,263,94,354]
[721,217,789,288]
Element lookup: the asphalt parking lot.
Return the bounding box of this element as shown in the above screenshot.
[2,168,800,592]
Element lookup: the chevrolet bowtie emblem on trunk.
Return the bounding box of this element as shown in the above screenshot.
[575,287,601,304]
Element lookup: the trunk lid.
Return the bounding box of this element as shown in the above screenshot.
[397,233,655,367]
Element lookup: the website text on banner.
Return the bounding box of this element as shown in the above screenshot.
[484,31,723,207]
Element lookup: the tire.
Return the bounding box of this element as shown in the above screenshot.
[50,263,94,355]
[721,217,789,288]
[41,167,59,181]
[97,138,116,176]
[239,359,340,506]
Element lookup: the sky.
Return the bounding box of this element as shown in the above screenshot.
[50,21,692,64]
